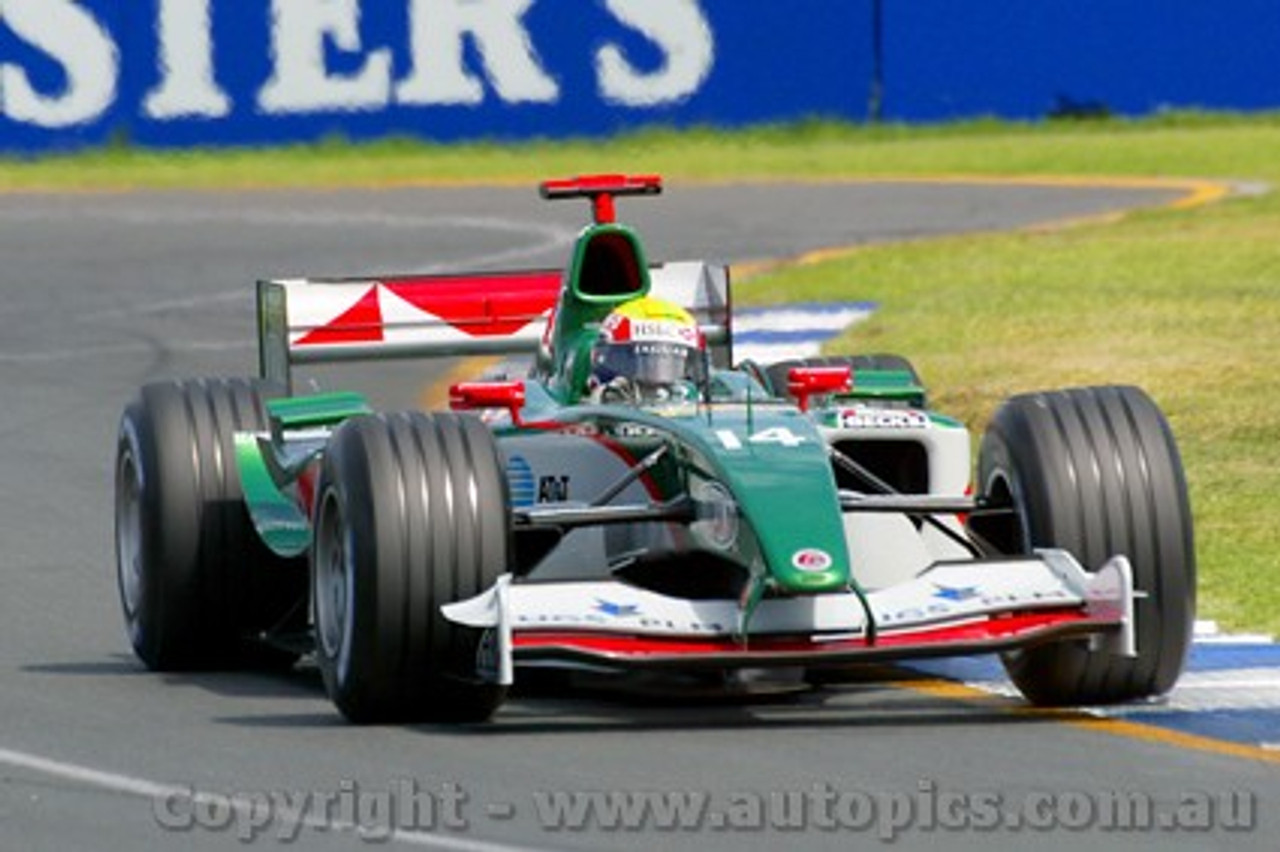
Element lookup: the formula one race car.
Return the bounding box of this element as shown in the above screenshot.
[114,174,1195,723]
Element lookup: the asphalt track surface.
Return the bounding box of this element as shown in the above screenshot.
[1,181,1275,851]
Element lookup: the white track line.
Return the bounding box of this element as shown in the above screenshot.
[76,216,575,323]
[0,746,547,852]
[0,212,576,362]
[0,340,253,364]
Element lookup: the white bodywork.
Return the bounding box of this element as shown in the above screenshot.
[822,412,975,590]
[445,550,1136,686]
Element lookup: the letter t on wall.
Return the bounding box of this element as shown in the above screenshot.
[396,0,558,105]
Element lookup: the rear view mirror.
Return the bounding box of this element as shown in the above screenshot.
[786,366,852,411]
[449,380,526,425]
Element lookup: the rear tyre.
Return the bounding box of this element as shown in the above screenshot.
[115,379,308,670]
[976,386,1195,705]
[762,354,923,400]
[312,412,510,724]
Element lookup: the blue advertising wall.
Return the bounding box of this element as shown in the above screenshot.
[0,0,1276,154]
[883,0,1280,121]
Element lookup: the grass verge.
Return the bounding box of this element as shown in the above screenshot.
[3,113,1276,636]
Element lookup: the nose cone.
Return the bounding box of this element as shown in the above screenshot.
[695,410,850,594]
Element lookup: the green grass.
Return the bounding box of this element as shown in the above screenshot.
[6,111,1280,190]
[745,199,1280,636]
[4,113,1276,635]
[713,117,1280,637]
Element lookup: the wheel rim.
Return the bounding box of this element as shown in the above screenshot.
[314,492,354,672]
[115,447,144,623]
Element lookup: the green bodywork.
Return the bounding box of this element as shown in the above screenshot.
[238,391,372,557]
[237,219,873,613]
[266,391,371,436]
[534,223,651,403]
[844,369,927,407]
[235,432,310,557]
[240,380,853,600]
[539,400,851,596]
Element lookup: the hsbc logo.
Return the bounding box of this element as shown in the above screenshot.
[0,0,715,130]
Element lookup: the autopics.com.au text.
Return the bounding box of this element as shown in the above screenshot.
[150,777,1258,843]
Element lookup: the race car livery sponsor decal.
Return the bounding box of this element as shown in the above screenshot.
[933,584,980,602]
[874,587,1074,627]
[445,557,1121,652]
[874,602,958,626]
[594,599,641,618]
[835,406,930,430]
[516,611,728,634]
[792,548,833,573]
[505,454,537,508]
[714,425,808,451]
[619,318,700,346]
[609,421,662,439]
[537,475,570,502]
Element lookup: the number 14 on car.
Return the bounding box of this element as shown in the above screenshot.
[714,426,807,450]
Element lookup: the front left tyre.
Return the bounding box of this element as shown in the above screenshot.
[115,379,308,670]
[975,385,1195,705]
[311,412,511,724]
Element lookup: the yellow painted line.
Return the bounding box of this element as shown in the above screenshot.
[733,175,1233,281]
[0,169,1237,205]
[1068,715,1280,766]
[1167,178,1233,210]
[900,677,1280,766]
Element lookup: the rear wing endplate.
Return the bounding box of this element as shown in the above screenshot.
[257,262,732,391]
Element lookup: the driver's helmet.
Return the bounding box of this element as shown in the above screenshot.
[589,297,705,403]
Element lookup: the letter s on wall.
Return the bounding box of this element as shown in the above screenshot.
[0,0,119,128]
[596,0,714,107]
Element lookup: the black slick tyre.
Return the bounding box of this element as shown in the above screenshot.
[311,412,510,724]
[975,385,1195,705]
[114,379,308,670]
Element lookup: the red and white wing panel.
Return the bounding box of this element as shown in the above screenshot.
[280,271,561,353]
[256,262,731,387]
[257,270,561,388]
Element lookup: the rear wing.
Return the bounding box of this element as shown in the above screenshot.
[257,261,732,391]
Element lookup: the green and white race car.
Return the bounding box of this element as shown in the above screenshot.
[114,175,1194,723]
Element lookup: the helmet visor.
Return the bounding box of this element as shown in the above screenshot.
[594,341,704,387]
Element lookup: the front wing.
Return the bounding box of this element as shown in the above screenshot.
[443,549,1136,685]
